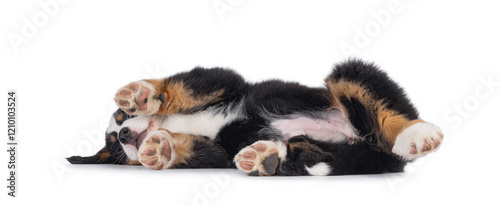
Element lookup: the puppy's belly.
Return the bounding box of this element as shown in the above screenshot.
[270,110,361,142]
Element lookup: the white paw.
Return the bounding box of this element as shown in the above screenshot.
[114,80,161,115]
[392,122,444,161]
[138,130,174,170]
[234,140,287,176]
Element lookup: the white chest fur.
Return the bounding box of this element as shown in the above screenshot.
[161,107,243,140]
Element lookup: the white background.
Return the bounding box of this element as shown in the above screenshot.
[1,0,499,204]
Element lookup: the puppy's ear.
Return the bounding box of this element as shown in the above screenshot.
[67,147,117,164]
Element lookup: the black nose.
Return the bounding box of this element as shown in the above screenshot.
[119,127,132,144]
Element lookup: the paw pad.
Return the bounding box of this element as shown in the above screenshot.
[138,131,173,170]
[114,81,160,115]
[392,122,444,161]
[234,141,286,176]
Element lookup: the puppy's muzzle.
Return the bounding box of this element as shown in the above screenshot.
[119,127,132,144]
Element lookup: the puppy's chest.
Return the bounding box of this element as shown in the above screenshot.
[270,110,361,143]
[160,108,360,143]
[161,109,241,140]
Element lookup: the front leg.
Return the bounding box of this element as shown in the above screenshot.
[138,129,231,170]
[114,80,163,115]
[114,68,246,115]
[114,79,223,115]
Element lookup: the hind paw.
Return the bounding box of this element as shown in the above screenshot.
[234,140,287,176]
[392,122,444,161]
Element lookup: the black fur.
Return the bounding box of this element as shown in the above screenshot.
[70,59,422,176]
[277,136,405,176]
[172,137,232,169]
[166,67,248,114]
[328,59,419,120]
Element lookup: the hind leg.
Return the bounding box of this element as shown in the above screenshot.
[326,59,443,160]
[234,138,336,176]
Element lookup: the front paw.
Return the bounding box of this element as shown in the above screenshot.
[138,130,173,170]
[114,80,162,115]
[392,122,444,161]
[234,140,287,176]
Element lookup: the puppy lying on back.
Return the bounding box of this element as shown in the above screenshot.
[68,59,444,176]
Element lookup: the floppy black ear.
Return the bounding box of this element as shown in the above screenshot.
[67,147,117,164]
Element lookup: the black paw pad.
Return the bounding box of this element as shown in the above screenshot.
[159,93,166,103]
[262,153,279,175]
[248,170,260,176]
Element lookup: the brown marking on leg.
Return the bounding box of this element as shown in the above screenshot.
[145,79,224,115]
[288,141,325,155]
[326,80,373,107]
[165,132,195,166]
[377,108,423,147]
[327,80,424,150]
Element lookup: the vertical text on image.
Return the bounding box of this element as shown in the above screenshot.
[7,91,18,197]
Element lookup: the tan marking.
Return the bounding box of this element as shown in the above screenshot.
[167,132,195,166]
[288,141,325,154]
[115,113,123,122]
[377,108,423,146]
[109,135,117,143]
[127,160,141,165]
[97,150,110,163]
[327,80,423,147]
[326,80,374,107]
[145,79,224,115]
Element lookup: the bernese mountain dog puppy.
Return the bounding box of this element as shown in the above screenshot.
[68,59,444,176]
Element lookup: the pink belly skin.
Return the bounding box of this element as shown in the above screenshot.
[270,109,361,143]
